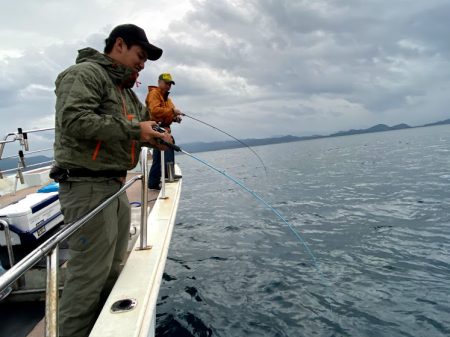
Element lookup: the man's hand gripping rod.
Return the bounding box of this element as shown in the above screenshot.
[153,125,182,152]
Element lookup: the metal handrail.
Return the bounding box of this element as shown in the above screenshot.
[1,147,53,161]
[0,137,17,146]
[139,147,149,249]
[160,150,166,199]
[0,146,151,337]
[0,127,55,159]
[0,220,16,269]
[21,127,55,134]
[0,174,141,291]
[1,160,54,174]
[46,244,59,337]
[1,128,55,191]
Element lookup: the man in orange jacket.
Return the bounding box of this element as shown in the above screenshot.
[146,73,182,189]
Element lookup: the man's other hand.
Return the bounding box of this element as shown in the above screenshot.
[140,121,165,141]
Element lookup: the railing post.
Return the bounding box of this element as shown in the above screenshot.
[45,245,59,337]
[140,147,149,250]
[160,150,167,199]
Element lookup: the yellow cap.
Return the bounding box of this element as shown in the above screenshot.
[159,73,175,85]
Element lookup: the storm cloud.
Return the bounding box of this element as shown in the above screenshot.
[1,0,449,152]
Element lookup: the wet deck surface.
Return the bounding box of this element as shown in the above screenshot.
[125,172,160,204]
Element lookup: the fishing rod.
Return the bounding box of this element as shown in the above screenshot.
[154,131,333,315]
[180,113,268,175]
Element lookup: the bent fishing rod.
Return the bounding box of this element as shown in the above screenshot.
[180,112,268,175]
[154,129,333,316]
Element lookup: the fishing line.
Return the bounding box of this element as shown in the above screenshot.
[182,150,332,308]
[181,113,268,175]
[156,136,333,316]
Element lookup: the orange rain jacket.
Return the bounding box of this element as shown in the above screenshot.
[146,86,176,130]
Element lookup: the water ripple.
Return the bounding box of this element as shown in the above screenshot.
[157,126,450,336]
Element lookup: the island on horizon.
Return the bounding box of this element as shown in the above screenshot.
[179,117,450,153]
[1,117,449,171]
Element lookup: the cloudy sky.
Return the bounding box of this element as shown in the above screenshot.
[1,0,449,153]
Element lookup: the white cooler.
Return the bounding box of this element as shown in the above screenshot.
[0,192,63,246]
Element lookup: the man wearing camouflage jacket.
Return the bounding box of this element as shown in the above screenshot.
[53,24,171,337]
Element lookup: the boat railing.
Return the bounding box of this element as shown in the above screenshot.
[0,146,153,337]
[0,127,55,158]
[0,127,55,192]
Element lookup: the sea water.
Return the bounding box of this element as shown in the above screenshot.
[157,125,450,337]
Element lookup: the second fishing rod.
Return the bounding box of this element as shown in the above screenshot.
[178,112,268,174]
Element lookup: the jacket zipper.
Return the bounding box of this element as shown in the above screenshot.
[92,140,102,160]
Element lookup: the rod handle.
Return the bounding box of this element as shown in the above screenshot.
[19,150,26,168]
[18,169,25,184]
[157,138,181,152]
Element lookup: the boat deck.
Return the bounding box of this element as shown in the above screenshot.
[0,166,54,208]
[0,173,161,337]
[0,185,41,208]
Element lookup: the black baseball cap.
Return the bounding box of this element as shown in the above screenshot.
[106,24,163,61]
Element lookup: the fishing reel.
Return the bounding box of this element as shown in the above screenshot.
[152,124,167,134]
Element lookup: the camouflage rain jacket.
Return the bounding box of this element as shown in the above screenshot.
[54,47,148,171]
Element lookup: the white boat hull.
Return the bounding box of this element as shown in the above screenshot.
[89,167,182,337]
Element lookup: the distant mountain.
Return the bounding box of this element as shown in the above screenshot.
[181,117,448,153]
[0,155,52,172]
[1,117,449,169]
[422,118,450,127]
[391,123,412,130]
[181,135,307,153]
[329,123,412,137]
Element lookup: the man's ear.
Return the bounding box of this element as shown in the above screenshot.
[115,37,125,53]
